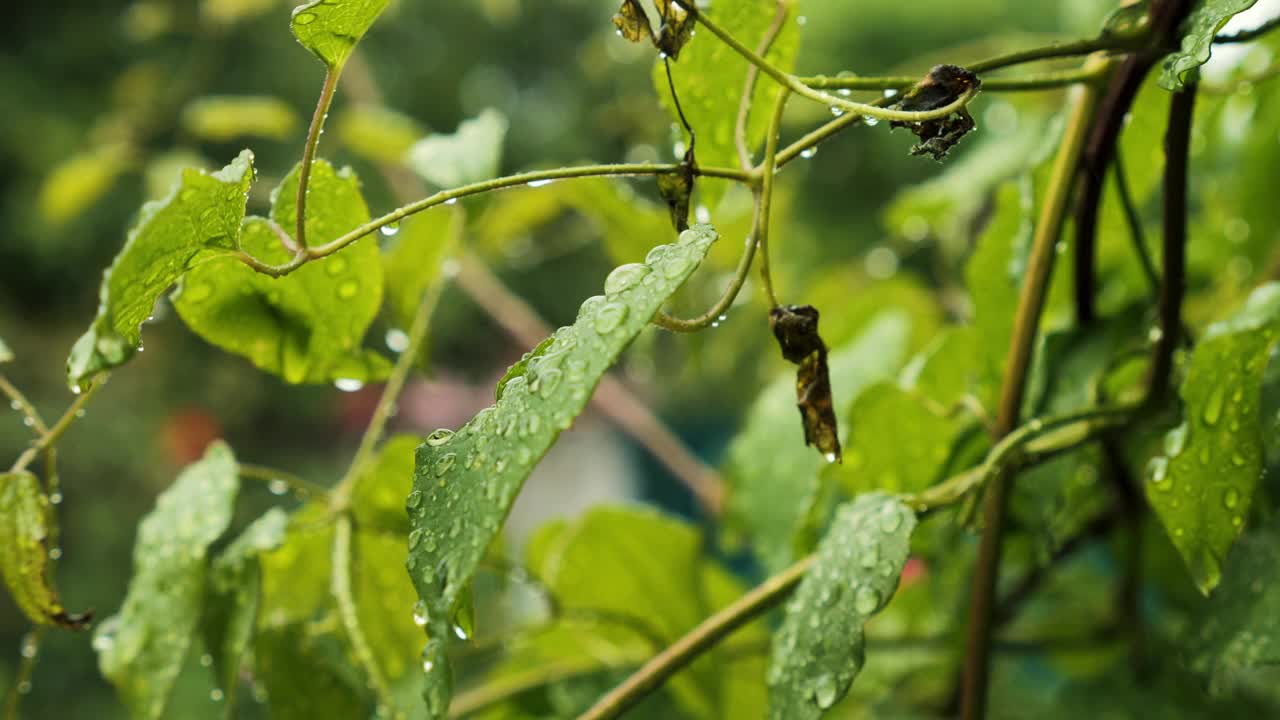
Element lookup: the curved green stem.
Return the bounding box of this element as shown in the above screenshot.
[801,64,1106,93]
[755,88,790,307]
[967,36,1129,74]
[735,0,789,169]
[238,463,330,500]
[296,69,339,251]
[331,516,397,716]
[10,378,105,474]
[1113,152,1159,297]
[0,374,48,436]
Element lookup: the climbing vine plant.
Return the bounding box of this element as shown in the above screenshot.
[4,0,1280,718]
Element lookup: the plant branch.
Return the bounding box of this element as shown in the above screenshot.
[2,630,41,720]
[0,374,48,436]
[756,88,789,307]
[331,515,396,714]
[578,555,815,720]
[238,463,329,500]
[967,36,1132,74]
[296,69,339,251]
[1148,81,1196,402]
[960,69,1105,720]
[1113,152,1160,297]
[735,1,789,170]
[10,378,105,474]
[802,64,1108,93]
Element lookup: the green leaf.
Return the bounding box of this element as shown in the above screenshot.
[0,336,11,363]
[67,150,254,390]
[290,0,390,71]
[406,225,720,717]
[1145,283,1280,594]
[1159,0,1259,91]
[259,505,334,629]
[829,382,963,496]
[353,530,424,690]
[383,208,463,332]
[352,434,420,535]
[0,472,90,629]
[173,159,390,384]
[653,0,801,206]
[202,508,288,710]
[181,95,300,142]
[1187,519,1280,696]
[38,143,134,225]
[724,311,912,572]
[766,493,917,718]
[95,441,240,720]
[335,103,426,165]
[255,624,365,720]
[406,109,508,189]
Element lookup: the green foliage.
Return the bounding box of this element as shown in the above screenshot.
[766,494,916,718]
[173,159,390,384]
[0,471,88,629]
[335,103,426,166]
[1159,0,1259,90]
[382,209,462,332]
[181,96,299,143]
[290,0,390,72]
[1145,284,1280,594]
[66,150,254,391]
[407,225,718,716]
[406,109,509,189]
[0,336,11,363]
[94,442,240,720]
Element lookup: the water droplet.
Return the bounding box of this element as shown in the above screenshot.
[604,263,649,295]
[385,328,410,353]
[453,624,469,640]
[823,451,837,463]
[334,378,364,392]
[854,585,882,614]
[879,506,903,532]
[380,222,400,237]
[800,147,818,159]
[862,114,880,127]
[1203,386,1225,426]
[337,280,360,299]
[210,689,224,702]
[20,637,38,659]
[413,600,429,627]
[48,547,61,560]
[527,179,553,188]
[48,491,62,505]
[1224,488,1241,510]
[695,205,711,224]
[444,198,458,205]
[426,429,455,447]
[1164,423,1189,456]
[408,529,424,550]
[422,659,434,673]
[593,302,630,334]
[433,453,457,477]
[830,106,845,117]
[268,479,289,496]
[662,252,695,279]
[812,673,838,709]
[407,490,423,509]
[294,11,317,25]
[1145,456,1170,490]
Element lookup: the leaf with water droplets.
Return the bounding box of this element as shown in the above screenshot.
[173,159,390,384]
[767,493,917,718]
[255,623,365,720]
[0,472,90,630]
[1158,0,1259,91]
[1147,284,1280,595]
[290,0,390,72]
[725,312,912,572]
[405,109,508,190]
[201,508,288,712]
[406,225,719,717]
[95,441,240,720]
[67,150,254,390]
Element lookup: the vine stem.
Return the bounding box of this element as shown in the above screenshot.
[959,62,1107,720]
[1113,152,1160,297]
[735,0,789,170]
[237,163,754,277]
[238,463,329,500]
[331,515,397,716]
[0,374,48,436]
[10,379,104,475]
[295,68,339,250]
[801,64,1108,93]
[756,88,790,307]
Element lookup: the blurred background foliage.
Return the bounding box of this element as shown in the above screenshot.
[3,0,1280,717]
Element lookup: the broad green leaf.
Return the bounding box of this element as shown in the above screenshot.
[724,311,912,572]
[38,143,133,225]
[352,434,420,535]
[653,0,802,206]
[335,103,426,165]
[1159,0,1259,91]
[383,208,462,331]
[67,150,254,390]
[829,382,963,496]
[173,159,390,384]
[0,472,89,629]
[406,225,720,717]
[260,505,333,629]
[95,441,240,720]
[406,109,508,189]
[255,624,365,720]
[1187,519,1280,696]
[181,95,299,142]
[766,493,917,718]
[1145,283,1280,594]
[0,336,11,363]
[202,508,288,711]
[290,0,390,71]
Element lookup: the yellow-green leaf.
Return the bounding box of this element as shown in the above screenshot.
[38,143,134,225]
[335,103,426,165]
[181,95,300,142]
[0,472,90,629]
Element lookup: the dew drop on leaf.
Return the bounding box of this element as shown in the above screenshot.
[604,263,648,295]
[1164,423,1189,457]
[812,673,838,709]
[593,302,630,334]
[1203,385,1226,426]
[425,429,455,447]
[853,585,881,614]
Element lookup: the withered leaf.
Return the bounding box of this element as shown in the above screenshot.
[657,156,695,232]
[770,305,841,462]
[889,64,981,161]
[654,0,695,59]
[613,0,654,45]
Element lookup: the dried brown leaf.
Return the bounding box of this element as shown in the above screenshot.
[889,64,981,161]
[770,305,841,462]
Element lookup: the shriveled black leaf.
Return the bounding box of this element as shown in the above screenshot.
[770,305,841,462]
[889,64,981,161]
[654,0,695,59]
[657,159,694,232]
[613,0,654,44]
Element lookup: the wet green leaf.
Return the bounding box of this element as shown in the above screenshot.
[38,143,134,225]
[335,103,426,165]
[1146,284,1280,594]
[202,508,288,711]
[383,208,462,332]
[173,159,390,384]
[653,0,801,206]
[181,95,299,142]
[766,493,917,718]
[67,150,254,390]
[290,0,390,71]
[255,624,365,720]
[406,225,720,717]
[1159,0,1259,91]
[351,434,419,535]
[95,441,240,720]
[0,472,90,629]
[406,109,508,189]
[354,530,424,691]
[725,311,912,572]
[830,382,963,495]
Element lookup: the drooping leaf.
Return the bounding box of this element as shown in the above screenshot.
[181,95,299,142]
[766,493,917,718]
[725,311,912,572]
[1145,283,1280,594]
[173,159,390,384]
[1158,0,1259,91]
[769,304,840,462]
[38,143,134,225]
[653,0,801,205]
[613,0,655,44]
[405,225,720,717]
[405,109,508,189]
[653,0,696,58]
[0,472,90,629]
[67,150,254,390]
[290,0,390,72]
[335,103,426,165]
[888,65,981,160]
[382,208,462,332]
[830,382,963,495]
[657,163,695,232]
[201,508,288,711]
[95,441,240,720]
